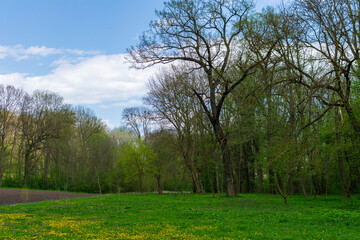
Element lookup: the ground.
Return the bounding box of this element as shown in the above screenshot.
[0,188,96,205]
[0,193,359,239]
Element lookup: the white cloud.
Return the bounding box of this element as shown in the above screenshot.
[0,44,101,60]
[98,99,144,109]
[24,46,62,56]
[102,119,116,130]
[0,53,156,106]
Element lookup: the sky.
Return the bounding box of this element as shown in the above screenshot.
[0,0,287,129]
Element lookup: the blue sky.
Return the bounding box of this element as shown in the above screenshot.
[0,0,287,129]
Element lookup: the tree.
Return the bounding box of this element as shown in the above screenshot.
[87,132,116,194]
[122,106,152,141]
[268,0,360,202]
[121,139,156,193]
[73,106,105,191]
[75,106,105,150]
[145,66,210,193]
[0,85,23,186]
[147,129,176,194]
[19,90,70,186]
[276,0,360,136]
[129,0,275,196]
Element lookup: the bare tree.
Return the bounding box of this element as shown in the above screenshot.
[128,0,275,196]
[122,107,152,141]
[19,90,69,186]
[276,0,360,135]
[0,85,24,186]
[145,66,207,193]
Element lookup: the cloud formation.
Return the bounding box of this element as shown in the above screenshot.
[0,54,156,106]
[0,44,100,60]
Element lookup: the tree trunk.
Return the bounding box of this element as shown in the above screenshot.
[266,85,276,194]
[156,174,163,194]
[233,144,241,195]
[220,140,235,196]
[139,172,143,194]
[300,176,308,198]
[254,136,262,194]
[335,108,351,204]
[24,149,32,187]
[242,160,250,193]
[339,156,351,204]
[212,139,222,198]
[275,175,288,205]
[214,121,235,196]
[248,141,256,193]
[215,160,221,198]
[0,138,6,187]
[269,168,276,194]
[312,175,320,196]
[356,164,360,194]
[257,164,263,194]
[191,171,203,194]
[179,139,203,194]
[344,101,360,138]
[42,151,50,189]
[8,127,18,180]
[242,140,257,193]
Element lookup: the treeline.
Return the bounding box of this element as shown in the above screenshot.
[126,0,360,203]
[1,0,360,204]
[0,85,192,194]
[0,85,107,192]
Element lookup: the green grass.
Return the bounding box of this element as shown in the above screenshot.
[0,193,359,239]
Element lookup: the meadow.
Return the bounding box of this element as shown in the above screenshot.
[0,193,359,239]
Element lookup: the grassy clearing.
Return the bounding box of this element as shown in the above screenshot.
[0,193,359,239]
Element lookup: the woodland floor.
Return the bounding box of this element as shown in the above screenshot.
[0,188,97,205]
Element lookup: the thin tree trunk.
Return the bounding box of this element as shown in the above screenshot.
[233,144,241,195]
[24,149,32,187]
[275,175,287,205]
[312,175,320,196]
[0,138,7,187]
[356,164,360,194]
[300,176,308,198]
[156,174,163,194]
[42,151,50,189]
[215,159,221,198]
[339,156,350,204]
[266,82,276,195]
[269,168,276,194]
[257,164,263,194]
[8,125,18,180]
[139,171,143,194]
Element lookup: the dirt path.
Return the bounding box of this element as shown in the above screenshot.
[0,188,97,206]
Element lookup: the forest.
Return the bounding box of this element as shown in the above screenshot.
[0,0,359,205]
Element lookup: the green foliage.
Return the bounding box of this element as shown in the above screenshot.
[119,139,156,192]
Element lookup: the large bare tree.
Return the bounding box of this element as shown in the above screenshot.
[128,0,275,196]
[276,0,360,135]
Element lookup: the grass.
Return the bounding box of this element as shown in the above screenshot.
[0,193,359,239]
